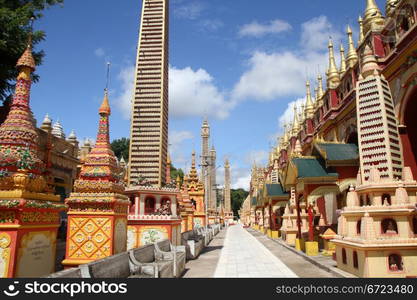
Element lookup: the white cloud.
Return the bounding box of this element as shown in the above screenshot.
[169,131,194,168]
[174,1,205,20]
[239,19,292,38]
[232,51,322,101]
[115,65,233,120]
[169,66,234,120]
[114,65,135,119]
[278,97,306,127]
[232,16,342,102]
[300,16,343,52]
[94,48,105,58]
[199,19,224,31]
[245,150,269,166]
[232,171,251,190]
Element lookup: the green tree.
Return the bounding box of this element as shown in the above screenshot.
[170,165,184,184]
[0,0,64,102]
[231,188,249,218]
[111,138,129,161]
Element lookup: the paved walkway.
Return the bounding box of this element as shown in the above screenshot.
[182,228,226,278]
[248,228,336,278]
[213,225,298,278]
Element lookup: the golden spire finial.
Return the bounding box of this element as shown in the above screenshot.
[305,80,314,118]
[191,150,196,167]
[365,0,382,18]
[358,16,364,44]
[386,0,399,17]
[346,25,359,68]
[16,18,36,72]
[299,104,305,125]
[327,38,340,88]
[99,63,111,115]
[291,104,300,136]
[314,86,319,108]
[282,123,289,146]
[363,0,384,36]
[339,44,347,75]
[317,74,324,99]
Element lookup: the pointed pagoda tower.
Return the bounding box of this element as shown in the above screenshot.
[333,45,417,278]
[223,158,234,225]
[184,151,206,227]
[0,42,66,278]
[62,90,130,268]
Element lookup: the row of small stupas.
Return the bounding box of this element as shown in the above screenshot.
[0,0,233,278]
[242,0,417,278]
[0,35,232,278]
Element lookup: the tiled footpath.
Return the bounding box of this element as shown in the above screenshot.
[213,225,298,278]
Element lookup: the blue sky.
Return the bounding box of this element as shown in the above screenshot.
[30,0,386,190]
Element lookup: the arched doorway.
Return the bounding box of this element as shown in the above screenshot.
[401,87,417,177]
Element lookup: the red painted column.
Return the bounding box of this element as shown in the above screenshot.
[308,205,314,242]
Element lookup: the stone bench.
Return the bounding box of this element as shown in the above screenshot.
[196,227,212,246]
[46,243,175,278]
[181,230,205,260]
[129,243,173,278]
[155,239,186,278]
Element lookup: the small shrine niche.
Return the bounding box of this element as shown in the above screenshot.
[353,251,359,269]
[382,218,398,235]
[388,254,403,272]
[382,194,391,206]
[357,219,362,235]
[342,248,347,264]
[145,196,156,215]
[191,199,197,210]
[129,196,136,214]
[366,195,371,206]
[412,217,417,235]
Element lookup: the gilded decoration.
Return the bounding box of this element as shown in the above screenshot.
[64,89,128,265]
[0,43,58,202]
[67,217,112,260]
[20,212,60,224]
[0,232,11,278]
[0,211,16,223]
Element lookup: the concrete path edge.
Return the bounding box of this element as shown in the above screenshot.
[247,228,351,278]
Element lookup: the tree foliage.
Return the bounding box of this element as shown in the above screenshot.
[231,188,249,218]
[170,165,184,184]
[0,0,63,102]
[111,138,129,161]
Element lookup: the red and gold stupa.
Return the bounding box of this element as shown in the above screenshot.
[62,90,130,268]
[0,43,65,278]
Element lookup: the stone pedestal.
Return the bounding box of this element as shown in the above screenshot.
[0,190,64,278]
[271,230,280,239]
[305,241,319,256]
[127,216,182,249]
[62,194,129,268]
[320,228,337,256]
[295,238,305,251]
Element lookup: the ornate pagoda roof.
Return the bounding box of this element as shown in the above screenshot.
[0,43,45,175]
[72,90,124,194]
